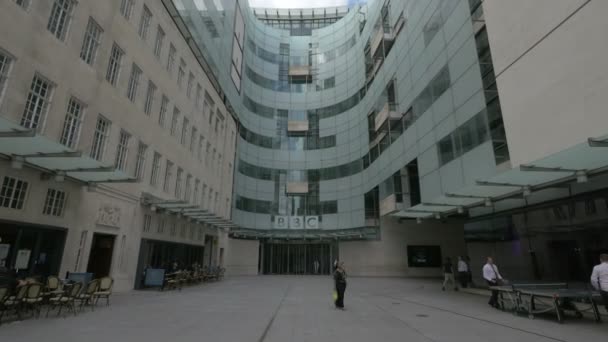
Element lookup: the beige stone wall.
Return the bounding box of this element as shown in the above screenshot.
[339,217,466,277]
[225,238,259,276]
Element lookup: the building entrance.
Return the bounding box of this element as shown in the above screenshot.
[87,233,116,279]
[260,242,335,275]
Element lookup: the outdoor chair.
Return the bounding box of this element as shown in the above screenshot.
[0,287,10,325]
[93,277,113,306]
[2,284,28,321]
[47,282,83,317]
[75,279,99,312]
[43,276,62,296]
[22,282,44,318]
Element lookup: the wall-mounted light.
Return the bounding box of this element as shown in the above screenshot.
[457,206,465,214]
[434,213,441,220]
[150,205,157,212]
[54,171,65,182]
[576,170,588,183]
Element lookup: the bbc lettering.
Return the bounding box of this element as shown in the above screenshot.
[273,216,319,229]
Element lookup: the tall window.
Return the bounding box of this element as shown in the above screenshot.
[205,143,211,163]
[175,168,183,198]
[21,74,53,130]
[126,64,142,102]
[120,0,134,20]
[163,160,173,193]
[190,127,197,152]
[14,0,30,9]
[134,142,147,180]
[115,130,130,171]
[157,218,165,234]
[154,26,165,58]
[0,177,29,210]
[186,72,194,98]
[184,174,192,202]
[193,179,200,205]
[0,51,14,105]
[106,43,124,86]
[198,135,204,162]
[144,80,156,115]
[208,108,214,125]
[150,152,161,186]
[90,115,111,161]
[142,214,152,232]
[43,188,66,217]
[170,107,179,136]
[47,0,76,41]
[177,59,185,88]
[60,97,85,148]
[201,184,207,208]
[180,117,189,145]
[80,18,103,65]
[208,188,213,212]
[195,84,202,109]
[167,44,176,73]
[138,5,152,40]
[158,95,168,127]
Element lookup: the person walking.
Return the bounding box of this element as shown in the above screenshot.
[590,253,608,313]
[457,256,469,288]
[313,260,320,274]
[483,257,503,308]
[442,257,458,291]
[334,261,347,310]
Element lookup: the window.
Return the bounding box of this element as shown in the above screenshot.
[180,118,189,145]
[134,142,147,180]
[47,0,76,41]
[14,0,30,9]
[60,97,85,148]
[205,143,211,163]
[90,115,111,161]
[190,127,197,152]
[150,152,161,186]
[163,160,173,193]
[126,64,142,102]
[106,43,124,86]
[198,136,204,162]
[208,188,213,212]
[177,59,185,88]
[215,117,220,132]
[170,107,180,136]
[184,174,192,202]
[0,51,14,105]
[201,184,207,208]
[143,214,152,232]
[186,72,194,98]
[138,5,152,40]
[21,74,53,130]
[158,95,168,127]
[193,179,200,205]
[154,26,165,58]
[120,0,134,20]
[80,18,103,65]
[195,84,202,109]
[208,108,214,125]
[157,218,165,234]
[115,130,131,171]
[42,188,67,217]
[167,44,176,73]
[143,81,156,115]
[0,177,28,210]
[175,168,183,198]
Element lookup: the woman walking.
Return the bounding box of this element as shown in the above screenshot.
[334,261,347,310]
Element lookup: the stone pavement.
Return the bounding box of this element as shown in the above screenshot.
[0,276,606,342]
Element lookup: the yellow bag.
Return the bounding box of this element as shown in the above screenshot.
[332,290,338,301]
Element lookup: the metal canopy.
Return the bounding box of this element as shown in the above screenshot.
[0,116,136,184]
[394,134,608,219]
[229,227,379,241]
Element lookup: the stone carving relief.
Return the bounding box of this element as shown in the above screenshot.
[96,203,122,228]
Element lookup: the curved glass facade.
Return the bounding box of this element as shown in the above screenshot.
[174,0,510,236]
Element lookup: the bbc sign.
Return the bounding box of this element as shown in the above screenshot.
[273,216,319,229]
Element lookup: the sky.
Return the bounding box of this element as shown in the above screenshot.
[248,0,362,9]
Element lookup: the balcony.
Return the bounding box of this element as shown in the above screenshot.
[289,65,312,83]
[287,120,309,133]
[374,103,401,131]
[286,182,309,194]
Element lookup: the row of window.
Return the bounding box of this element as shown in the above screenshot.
[142,214,206,241]
[245,64,336,93]
[0,176,66,217]
[235,195,337,216]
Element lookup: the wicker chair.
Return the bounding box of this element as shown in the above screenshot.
[75,279,99,312]
[93,277,113,306]
[0,287,10,325]
[22,282,44,318]
[47,282,83,317]
[2,284,28,321]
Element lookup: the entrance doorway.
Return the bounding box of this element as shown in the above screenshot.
[261,242,333,275]
[87,233,116,279]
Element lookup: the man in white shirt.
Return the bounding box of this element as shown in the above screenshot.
[482,257,503,308]
[457,256,469,288]
[590,253,608,313]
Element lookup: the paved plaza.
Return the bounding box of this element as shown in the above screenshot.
[0,276,606,342]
